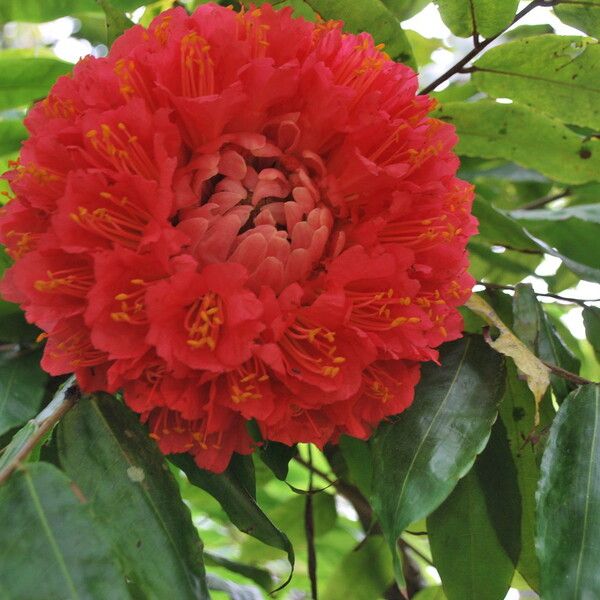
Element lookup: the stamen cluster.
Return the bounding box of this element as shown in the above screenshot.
[0,4,476,471]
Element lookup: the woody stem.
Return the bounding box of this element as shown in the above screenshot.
[0,377,80,486]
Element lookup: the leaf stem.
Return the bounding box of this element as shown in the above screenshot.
[419,0,557,95]
[0,377,80,486]
[542,361,595,385]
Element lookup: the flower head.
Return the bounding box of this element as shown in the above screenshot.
[0,3,476,472]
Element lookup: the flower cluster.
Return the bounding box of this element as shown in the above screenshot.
[0,4,475,472]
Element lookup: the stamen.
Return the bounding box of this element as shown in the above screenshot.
[42,95,76,119]
[280,318,345,378]
[114,59,155,107]
[34,267,93,297]
[111,278,149,324]
[184,292,223,350]
[69,190,152,249]
[348,289,417,331]
[85,123,157,179]
[180,32,215,97]
[227,357,269,404]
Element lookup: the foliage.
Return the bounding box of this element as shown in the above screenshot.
[0,1,599,599]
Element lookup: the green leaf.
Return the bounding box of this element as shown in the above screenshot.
[511,205,600,283]
[473,196,540,251]
[583,306,600,363]
[339,435,373,498]
[536,384,600,599]
[204,551,272,591]
[428,465,515,600]
[468,240,542,285]
[436,100,600,185]
[405,30,444,67]
[555,1,600,39]
[171,453,295,587]
[435,0,519,38]
[430,80,478,103]
[239,492,335,563]
[0,300,40,343]
[382,0,430,20]
[57,395,209,600]
[322,535,393,600]
[473,35,600,130]
[0,120,27,156]
[96,0,135,46]
[498,360,551,590]
[0,0,143,21]
[0,349,48,437]
[0,462,129,599]
[413,587,447,600]
[503,24,554,40]
[303,0,416,67]
[0,55,73,111]
[371,335,505,583]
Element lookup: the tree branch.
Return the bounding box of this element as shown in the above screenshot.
[521,189,571,210]
[0,377,79,486]
[419,0,557,95]
[542,361,595,386]
[475,281,600,307]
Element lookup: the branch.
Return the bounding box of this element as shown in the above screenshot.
[542,361,595,386]
[521,189,571,210]
[419,0,556,95]
[304,446,319,600]
[475,281,600,307]
[0,377,80,486]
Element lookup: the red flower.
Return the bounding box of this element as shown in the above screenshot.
[0,3,476,472]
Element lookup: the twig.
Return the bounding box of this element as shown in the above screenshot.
[543,361,595,386]
[304,445,318,600]
[400,539,434,567]
[419,0,556,95]
[521,189,571,210]
[0,377,80,486]
[475,281,600,307]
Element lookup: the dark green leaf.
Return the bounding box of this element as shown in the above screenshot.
[583,306,600,363]
[0,462,129,599]
[511,205,600,283]
[555,1,600,39]
[475,419,521,567]
[473,35,600,129]
[536,384,600,599]
[303,0,416,67]
[171,453,295,587]
[498,361,550,590]
[428,465,515,600]
[0,56,72,111]
[322,535,393,600]
[513,284,580,401]
[435,0,519,38]
[435,100,600,185]
[57,395,209,600]
[371,335,505,583]
[0,300,40,343]
[259,441,297,481]
[0,349,48,437]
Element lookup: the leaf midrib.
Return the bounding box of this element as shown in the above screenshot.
[24,470,81,600]
[391,338,471,529]
[573,386,599,598]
